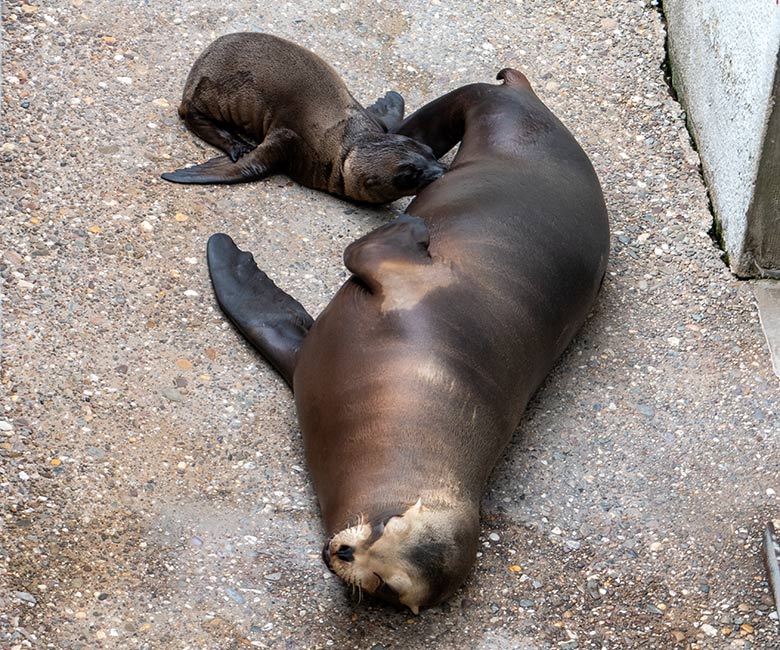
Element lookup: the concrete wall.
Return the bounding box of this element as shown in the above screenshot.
[664,0,780,278]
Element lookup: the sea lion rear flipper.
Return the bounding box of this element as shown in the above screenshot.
[365,91,405,133]
[207,234,313,388]
[177,109,255,162]
[343,215,431,293]
[161,129,296,185]
[161,154,267,184]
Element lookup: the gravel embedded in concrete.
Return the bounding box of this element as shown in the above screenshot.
[2,1,779,648]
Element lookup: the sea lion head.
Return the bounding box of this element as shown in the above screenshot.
[322,499,479,613]
[342,134,445,203]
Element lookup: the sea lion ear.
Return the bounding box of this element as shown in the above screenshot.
[408,498,423,516]
[384,516,410,536]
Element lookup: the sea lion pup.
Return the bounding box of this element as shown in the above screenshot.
[161,32,444,203]
[206,68,609,612]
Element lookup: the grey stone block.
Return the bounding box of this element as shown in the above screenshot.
[664,0,780,277]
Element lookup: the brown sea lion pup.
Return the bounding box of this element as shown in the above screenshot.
[161,32,444,203]
[206,68,609,612]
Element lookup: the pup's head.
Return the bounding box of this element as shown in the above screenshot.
[342,134,445,203]
[322,499,478,613]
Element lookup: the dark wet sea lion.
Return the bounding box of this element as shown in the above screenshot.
[206,68,609,612]
[161,32,444,203]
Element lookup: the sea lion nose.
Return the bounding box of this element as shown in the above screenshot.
[427,161,446,180]
[336,545,355,562]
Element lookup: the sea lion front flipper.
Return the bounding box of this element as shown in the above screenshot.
[161,128,297,185]
[396,86,481,158]
[207,234,313,388]
[343,215,431,293]
[365,91,405,133]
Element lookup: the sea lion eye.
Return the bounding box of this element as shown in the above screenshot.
[336,545,354,562]
[374,573,398,597]
[397,163,419,176]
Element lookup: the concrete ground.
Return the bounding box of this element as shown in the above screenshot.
[2,1,779,648]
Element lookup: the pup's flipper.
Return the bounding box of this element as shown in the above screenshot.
[365,91,406,133]
[162,129,295,185]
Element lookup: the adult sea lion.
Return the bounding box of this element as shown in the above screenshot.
[161,32,444,203]
[206,69,609,612]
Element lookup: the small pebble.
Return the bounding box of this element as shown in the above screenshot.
[162,387,184,402]
[700,623,717,637]
[14,591,36,604]
[636,404,656,418]
[225,587,245,604]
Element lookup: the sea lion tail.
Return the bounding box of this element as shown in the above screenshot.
[207,234,313,388]
[496,68,531,89]
[161,153,269,185]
